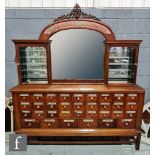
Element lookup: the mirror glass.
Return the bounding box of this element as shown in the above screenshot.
[50,29,105,80]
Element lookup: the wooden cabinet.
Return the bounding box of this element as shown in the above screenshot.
[10,4,144,150]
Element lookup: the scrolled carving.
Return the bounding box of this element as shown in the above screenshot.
[53,3,100,22]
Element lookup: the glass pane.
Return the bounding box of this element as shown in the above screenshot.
[50,29,105,80]
[19,46,47,83]
[108,47,135,83]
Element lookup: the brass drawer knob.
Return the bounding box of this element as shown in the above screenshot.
[64,97,66,100]
[90,97,93,101]
[36,96,40,99]
[50,97,53,99]
[118,97,121,100]
[104,106,107,109]
[77,97,80,101]
[130,114,133,117]
[77,106,80,109]
[51,105,53,108]
[37,105,40,109]
[67,123,70,126]
[91,106,93,109]
[51,114,53,117]
[38,114,40,117]
[106,123,109,126]
[117,105,120,109]
[28,123,31,126]
[131,105,134,109]
[87,123,90,127]
[23,97,26,99]
[131,97,135,100]
[24,114,27,117]
[48,123,51,127]
[125,122,129,126]
[104,97,107,100]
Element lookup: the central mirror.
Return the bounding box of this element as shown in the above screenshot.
[50,29,105,81]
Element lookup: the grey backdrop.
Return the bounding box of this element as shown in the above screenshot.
[5,8,150,102]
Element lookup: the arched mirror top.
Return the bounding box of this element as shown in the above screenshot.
[39,4,116,41]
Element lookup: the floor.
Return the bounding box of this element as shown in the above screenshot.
[5,132,150,155]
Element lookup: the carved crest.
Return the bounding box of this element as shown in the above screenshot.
[53,3,100,22]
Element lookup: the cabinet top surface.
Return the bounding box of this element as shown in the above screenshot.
[10,84,144,93]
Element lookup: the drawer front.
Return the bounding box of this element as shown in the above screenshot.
[20,102,31,110]
[112,102,124,110]
[46,110,58,118]
[18,93,30,101]
[61,119,78,128]
[41,119,59,128]
[32,94,44,101]
[59,111,72,118]
[86,94,98,102]
[98,111,111,118]
[21,110,32,118]
[85,111,98,118]
[99,94,112,102]
[79,119,98,128]
[99,119,116,128]
[73,102,84,110]
[33,102,44,110]
[99,102,111,110]
[73,94,85,102]
[126,102,138,110]
[46,102,57,110]
[46,94,57,101]
[59,102,72,110]
[59,94,71,102]
[112,111,124,118]
[114,94,125,102]
[125,111,136,118]
[117,119,136,128]
[21,119,38,128]
[73,111,85,118]
[86,102,98,110]
[126,94,138,102]
[32,110,45,119]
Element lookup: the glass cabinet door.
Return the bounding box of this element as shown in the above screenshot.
[108,47,135,83]
[19,46,47,83]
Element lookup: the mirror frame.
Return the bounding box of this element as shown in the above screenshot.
[39,4,116,84]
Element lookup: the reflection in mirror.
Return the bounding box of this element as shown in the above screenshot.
[50,29,105,80]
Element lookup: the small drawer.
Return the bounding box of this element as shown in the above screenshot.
[46,110,58,118]
[61,119,78,128]
[73,102,84,110]
[59,102,72,110]
[33,102,44,110]
[99,119,116,128]
[79,119,98,128]
[114,94,125,102]
[32,94,44,101]
[126,102,138,110]
[99,94,112,102]
[46,94,57,101]
[112,102,124,110]
[126,94,138,101]
[59,94,71,102]
[59,111,72,118]
[98,111,111,118]
[21,119,38,128]
[73,111,85,118]
[41,119,59,128]
[86,102,98,110]
[20,102,31,110]
[112,111,124,118]
[86,94,98,102]
[18,94,30,101]
[99,102,111,110]
[21,110,32,118]
[46,102,57,110]
[85,111,98,118]
[33,110,44,119]
[117,119,136,128]
[125,111,136,118]
[73,94,85,102]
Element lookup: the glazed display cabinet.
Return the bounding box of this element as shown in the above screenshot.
[10,4,144,150]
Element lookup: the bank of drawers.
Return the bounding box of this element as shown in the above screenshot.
[17,93,138,129]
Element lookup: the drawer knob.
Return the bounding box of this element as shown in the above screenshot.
[91,106,93,109]
[23,97,26,99]
[87,123,90,127]
[130,114,133,117]
[104,114,106,117]
[67,123,70,127]
[77,106,80,109]
[125,122,129,126]
[131,105,134,109]
[131,97,135,100]
[36,96,40,100]
[77,97,80,101]
[51,114,53,117]
[64,105,67,109]
[117,105,120,109]
[38,114,40,116]
[48,123,51,127]
[118,97,121,100]
[64,97,66,100]
[104,97,107,100]
[50,97,53,99]
[24,113,27,117]
[116,114,119,117]
[28,123,31,126]
[106,123,109,127]
[51,105,53,108]
[104,106,107,109]
[90,97,93,101]
[24,105,26,108]
[77,113,80,117]
[37,105,40,109]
